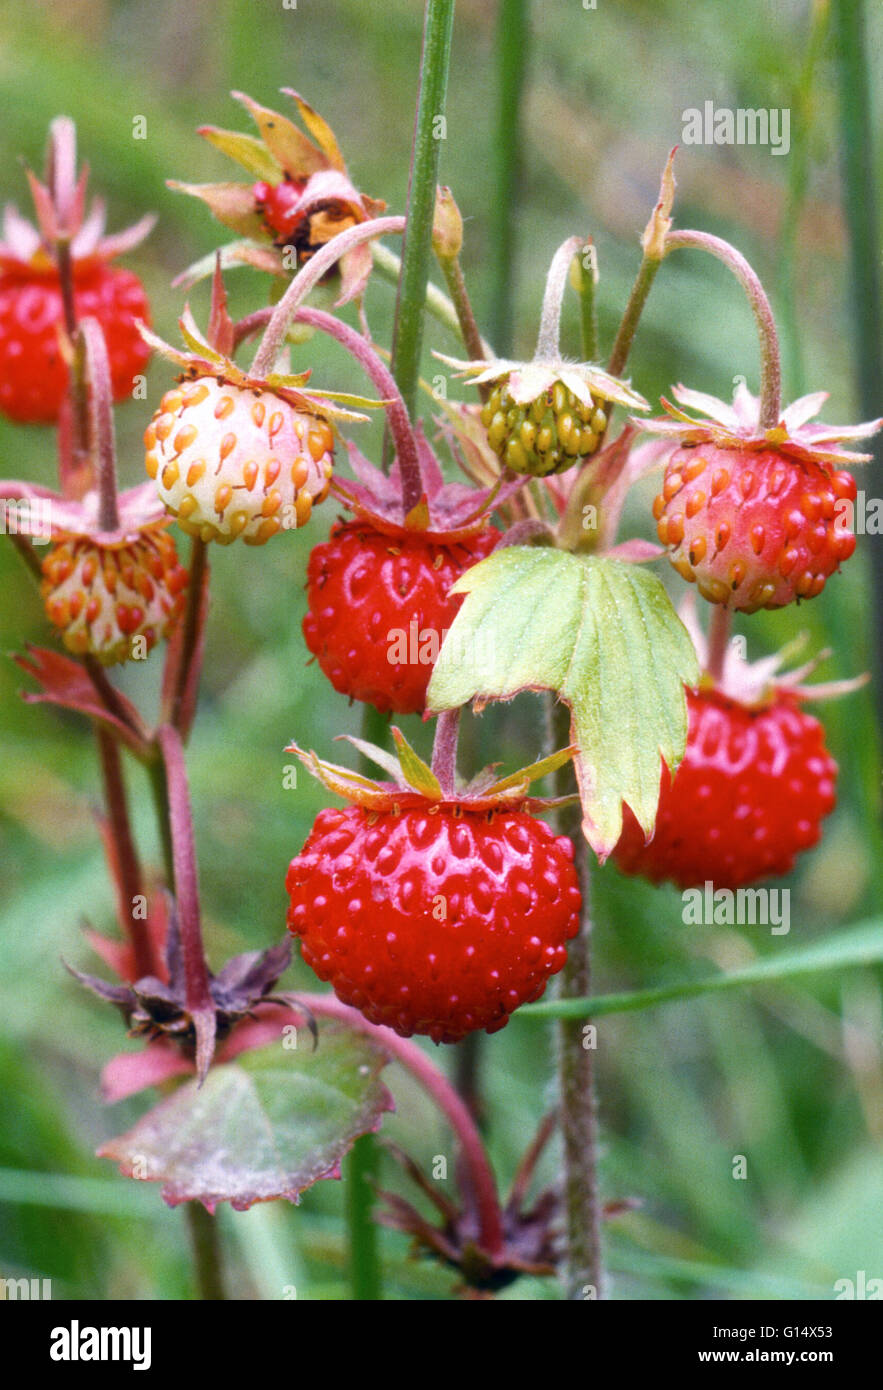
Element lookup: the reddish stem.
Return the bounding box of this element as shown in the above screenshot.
[292,994,506,1259]
[251,216,407,378]
[157,725,216,1080]
[236,303,424,514]
[95,727,157,979]
[79,319,119,532]
[664,229,783,429]
[430,708,461,796]
[706,605,732,683]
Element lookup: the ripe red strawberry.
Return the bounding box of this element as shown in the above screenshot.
[612,686,837,889]
[303,520,498,714]
[287,804,580,1044]
[653,444,856,611]
[643,384,881,612]
[0,266,150,425]
[0,123,154,424]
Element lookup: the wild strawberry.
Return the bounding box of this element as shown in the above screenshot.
[285,733,581,1043]
[643,384,881,611]
[146,376,335,545]
[303,520,498,714]
[0,123,154,424]
[439,236,648,476]
[443,356,647,478]
[612,686,837,888]
[0,267,151,425]
[173,90,385,298]
[141,307,369,545]
[41,523,188,665]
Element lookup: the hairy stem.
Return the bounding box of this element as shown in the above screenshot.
[706,605,732,683]
[79,319,120,533]
[607,254,662,381]
[430,708,460,795]
[250,217,406,378]
[169,536,209,736]
[95,728,156,980]
[664,230,782,428]
[548,697,604,1298]
[535,236,585,361]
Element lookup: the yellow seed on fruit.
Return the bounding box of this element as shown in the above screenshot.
[663,473,684,501]
[307,428,327,462]
[552,382,567,414]
[683,456,706,482]
[268,411,284,437]
[154,413,175,441]
[256,517,281,543]
[480,404,494,428]
[161,462,179,489]
[750,524,765,555]
[219,432,236,461]
[590,408,607,435]
[519,420,537,452]
[536,426,553,455]
[685,490,706,518]
[264,459,280,486]
[505,438,528,471]
[161,390,184,414]
[729,560,746,589]
[186,460,206,487]
[178,495,198,519]
[143,425,157,449]
[487,414,508,451]
[291,458,310,489]
[689,535,707,564]
[145,452,158,479]
[711,467,729,495]
[295,492,313,527]
[530,396,545,424]
[252,401,266,427]
[697,577,729,604]
[214,395,235,420]
[199,523,216,543]
[579,430,599,455]
[666,513,685,545]
[182,382,210,408]
[214,484,233,513]
[748,580,776,607]
[242,461,259,490]
[261,490,282,517]
[173,424,198,454]
[228,511,249,538]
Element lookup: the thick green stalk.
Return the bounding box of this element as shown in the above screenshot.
[833,0,883,707]
[186,1202,227,1300]
[488,0,529,354]
[387,0,456,423]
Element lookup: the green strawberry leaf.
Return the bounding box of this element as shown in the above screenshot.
[98,1022,393,1211]
[426,546,699,858]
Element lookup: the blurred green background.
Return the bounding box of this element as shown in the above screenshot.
[0,0,881,1300]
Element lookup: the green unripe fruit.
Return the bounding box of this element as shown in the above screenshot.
[479,380,608,476]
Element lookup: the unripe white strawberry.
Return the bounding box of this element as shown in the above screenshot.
[41,524,189,665]
[145,376,334,545]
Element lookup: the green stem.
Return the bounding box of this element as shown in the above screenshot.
[346,1137,381,1301]
[387,0,457,423]
[548,697,603,1299]
[186,1202,227,1300]
[575,244,599,362]
[371,243,464,343]
[833,0,883,722]
[488,0,529,354]
[777,0,829,397]
[607,255,662,380]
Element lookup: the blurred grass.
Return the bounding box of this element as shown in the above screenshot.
[0,0,882,1301]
